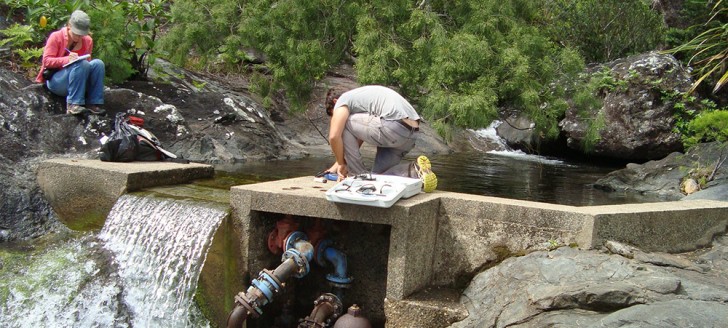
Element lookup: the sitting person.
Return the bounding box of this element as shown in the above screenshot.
[325,85,437,192]
[36,10,105,115]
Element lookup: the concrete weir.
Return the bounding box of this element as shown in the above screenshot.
[36,159,728,328]
[37,158,214,230]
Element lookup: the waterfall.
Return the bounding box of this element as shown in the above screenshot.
[99,194,226,328]
[470,121,568,166]
[1,193,226,328]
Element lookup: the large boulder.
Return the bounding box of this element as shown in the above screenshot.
[560,52,692,161]
[450,238,728,328]
[495,113,565,155]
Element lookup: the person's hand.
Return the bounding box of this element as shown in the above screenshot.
[68,52,78,61]
[336,164,348,181]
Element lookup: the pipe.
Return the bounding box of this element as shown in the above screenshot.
[268,215,300,254]
[305,219,327,247]
[324,246,351,284]
[226,304,249,328]
[284,231,314,278]
[316,239,353,286]
[226,230,316,327]
[226,257,306,326]
[298,293,343,328]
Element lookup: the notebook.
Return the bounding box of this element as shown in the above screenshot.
[63,54,90,67]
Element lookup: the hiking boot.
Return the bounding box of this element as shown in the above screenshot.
[87,105,106,116]
[66,104,87,115]
[416,155,437,192]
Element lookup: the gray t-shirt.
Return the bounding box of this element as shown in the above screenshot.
[334,85,421,121]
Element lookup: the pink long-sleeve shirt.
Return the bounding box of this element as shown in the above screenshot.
[35,27,94,83]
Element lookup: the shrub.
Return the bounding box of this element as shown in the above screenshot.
[355,0,585,139]
[543,0,665,63]
[86,2,134,83]
[666,0,727,94]
[162,0,360,111]
[0,23,42,77]
[683,110,728,147]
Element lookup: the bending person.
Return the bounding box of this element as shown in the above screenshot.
[325,85,437,192]
[36,10,105,116]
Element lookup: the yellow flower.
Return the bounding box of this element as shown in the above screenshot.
[39,16,47,28]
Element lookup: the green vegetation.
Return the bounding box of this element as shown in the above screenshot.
[160,0,668,139]
[1,0,169,83]
[161,0,359,111]
[543,0,665,63]
[1,0,725,147]
[660,88,728,148]
[0,23,42,74]
[666,0,727,94]
[683,110,728,147]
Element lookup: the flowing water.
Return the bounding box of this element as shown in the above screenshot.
[1,194,227,328]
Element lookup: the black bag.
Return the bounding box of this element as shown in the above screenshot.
[100,113,185,163]
[100,113,139,162]
[42,67,58,80]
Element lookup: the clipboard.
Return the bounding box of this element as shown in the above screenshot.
[63,54,90,67]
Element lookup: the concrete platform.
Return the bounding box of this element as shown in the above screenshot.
[230,176,728,327]
[36,158,213,230]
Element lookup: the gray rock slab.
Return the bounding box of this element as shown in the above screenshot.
[450,242,728,328]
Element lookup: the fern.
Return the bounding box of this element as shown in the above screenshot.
[0,24,34,48]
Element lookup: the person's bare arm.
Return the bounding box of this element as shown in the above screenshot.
[328,105,349,178]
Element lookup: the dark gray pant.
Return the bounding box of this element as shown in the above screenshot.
[343,113,418,178]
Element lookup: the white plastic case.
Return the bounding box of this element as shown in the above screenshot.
[325,174,422,208]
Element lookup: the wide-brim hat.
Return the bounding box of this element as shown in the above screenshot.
[69,10,90,36]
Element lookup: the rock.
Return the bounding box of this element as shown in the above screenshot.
[560,52,691,161]
[594,141,728,200]
[495,113,538,150]
[594,300,728,328]
[681,178,700,195]
[633,251,704,272]
[449,241,728,328]
[605,240,635,259]
[684,183,728,201]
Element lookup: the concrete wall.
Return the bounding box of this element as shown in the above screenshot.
[581,201,728,252]
[36,158,213,230]
[432,194,594,287]
[228,178,728,292]
[229,177,442,301]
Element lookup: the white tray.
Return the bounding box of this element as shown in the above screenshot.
[325,174,422,208]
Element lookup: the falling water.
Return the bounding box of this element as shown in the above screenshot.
[1,193,227,327]
[99,194,226,327]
